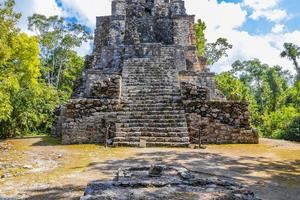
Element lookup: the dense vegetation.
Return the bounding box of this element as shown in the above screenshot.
[0,0,299,142]
[0,0,91,138]
[195,20,300,142]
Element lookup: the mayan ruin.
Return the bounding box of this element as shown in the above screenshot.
[53,0,259,147]
[2,0,300,199]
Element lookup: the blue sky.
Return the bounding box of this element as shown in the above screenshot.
[3,0,300,73]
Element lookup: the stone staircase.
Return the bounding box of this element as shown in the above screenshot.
[114,49,190,147]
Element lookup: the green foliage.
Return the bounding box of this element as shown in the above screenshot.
[194,19,206,56]
[0,0,21,66]
[280,43,300,80]
[205,38,233,65]
[215,72,250,101]
[280,80,300,109]
[215,72,259,126]
[0,0,59,138]
[231,59,289,114]
[262,106,299,139]
[261,66,288,113]
[194,19,232,65]
[28,14,91,96]
[0,1,92,138]
[281,116,300,142]
[226,59,300,141]
[60,51,85,100]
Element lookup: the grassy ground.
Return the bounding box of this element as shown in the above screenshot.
[0,137,299,200]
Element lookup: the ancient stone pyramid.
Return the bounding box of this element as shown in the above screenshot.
[53,0,258,147]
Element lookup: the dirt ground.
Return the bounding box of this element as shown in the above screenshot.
[0,137,299,200]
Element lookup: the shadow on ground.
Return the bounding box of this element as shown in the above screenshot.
[2,137,298,200]
[25,185,84,200]
[31,136,62,146]
[85,150,300,199]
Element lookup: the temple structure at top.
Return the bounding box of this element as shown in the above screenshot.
[53,0,258,147]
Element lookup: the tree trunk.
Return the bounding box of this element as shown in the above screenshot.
[51,57,54,85]
[292,58,300,80]
[56,59,64,89]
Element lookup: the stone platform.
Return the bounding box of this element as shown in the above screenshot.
[80,165,260,200]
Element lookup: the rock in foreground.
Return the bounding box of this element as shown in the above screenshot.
[81,165,260,200]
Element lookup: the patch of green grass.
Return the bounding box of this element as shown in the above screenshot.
[37,136,61,146]
[25,132,48,137]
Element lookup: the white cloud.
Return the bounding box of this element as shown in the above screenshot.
[185,0,247,32]
[59,0,111,27]
[14,0,62,33]
[243,0,279,10]
[243,0,288,22]
[272,24,285,34]
[250,9,287,22]
[212,30,297,73]
[183,0,295,73]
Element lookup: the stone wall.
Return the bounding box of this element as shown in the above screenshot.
[180,82,209,101]
[184,100,259,144]
[59,99,120,144]
[85,73,121,99]
[179,71,217,99]
[94,16,111,54]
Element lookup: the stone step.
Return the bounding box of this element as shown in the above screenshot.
[124,72,176,76]
[122,103,182,107]
[123,84,177,87]
[124,79,177,83]
[123,94,181,97]
[123,71,174,75]
[124,97,182,101]
[119,52,190,148]
[125,73,175,75]
[123,83,178,86]
[124,103,182,108]
[125,58,174,62]
[124,88,179,91]
[124,89,180,93]
[124,65,174,68]
[117,114,186,120]
[124,64,175,67]
[123,83,177,88]
[124,85,175,88]
[124,68,176,71]
[122,107,182,112]
[119,118,186,123]
[123,90,180,94]
[120,121,187,128]
[124,65,176,71]
[125,61,174,64]
[118,127,188,132]
[113,141,189,147]
[123,93,181,97]
[123,99,182,104]
[114,136,190,143]
[124,94,180,97]
[125,70,176,73]
[115,131,188,137]
[123,74,176,80]
[118,110,185,115]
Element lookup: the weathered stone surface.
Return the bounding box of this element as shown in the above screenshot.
[52,0,258,146]
[80,165,260,200]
